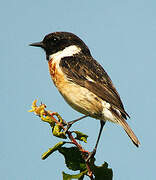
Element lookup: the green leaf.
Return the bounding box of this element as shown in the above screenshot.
[42,141,65,160]
[91,161,113,180]
[58,147,86,171]
[62,170,87,180]
[52,124,67,139]
[73,131,88,143]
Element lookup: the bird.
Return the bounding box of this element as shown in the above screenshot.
[30,31,140,155]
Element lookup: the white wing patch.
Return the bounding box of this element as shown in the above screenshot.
[86,76,95,82]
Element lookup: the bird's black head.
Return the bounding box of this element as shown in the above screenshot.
[30,32,91,60]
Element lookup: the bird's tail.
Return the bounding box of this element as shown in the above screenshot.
[118,119,140,147]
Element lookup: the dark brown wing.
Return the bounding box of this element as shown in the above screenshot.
[60,54,129,119]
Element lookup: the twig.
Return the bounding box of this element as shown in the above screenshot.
[29,101,94,179]
[48,112,94,179]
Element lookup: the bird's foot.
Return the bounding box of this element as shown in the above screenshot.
[63,115,88,133]
[63,121,73,133]
[85,148,96,162]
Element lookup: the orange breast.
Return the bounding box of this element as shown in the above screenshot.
[48,59,56,79]
[48,58,67,88]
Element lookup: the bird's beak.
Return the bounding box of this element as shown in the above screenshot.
[29,41,44,48]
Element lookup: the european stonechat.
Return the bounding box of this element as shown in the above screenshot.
[30,32,140,150]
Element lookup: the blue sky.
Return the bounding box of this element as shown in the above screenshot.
[1,0,156,179]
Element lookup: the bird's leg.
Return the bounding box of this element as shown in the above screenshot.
[64,115,88,132]
[68,115,88,125]
[85,120,105,162]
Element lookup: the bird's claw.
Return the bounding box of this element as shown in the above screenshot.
[85,148,96,162]
[64,121,73,133]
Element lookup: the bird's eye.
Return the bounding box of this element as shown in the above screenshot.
[47,37,58,47]
[52,37,58,42]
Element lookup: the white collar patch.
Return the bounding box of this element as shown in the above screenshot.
[49,45,81,61]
